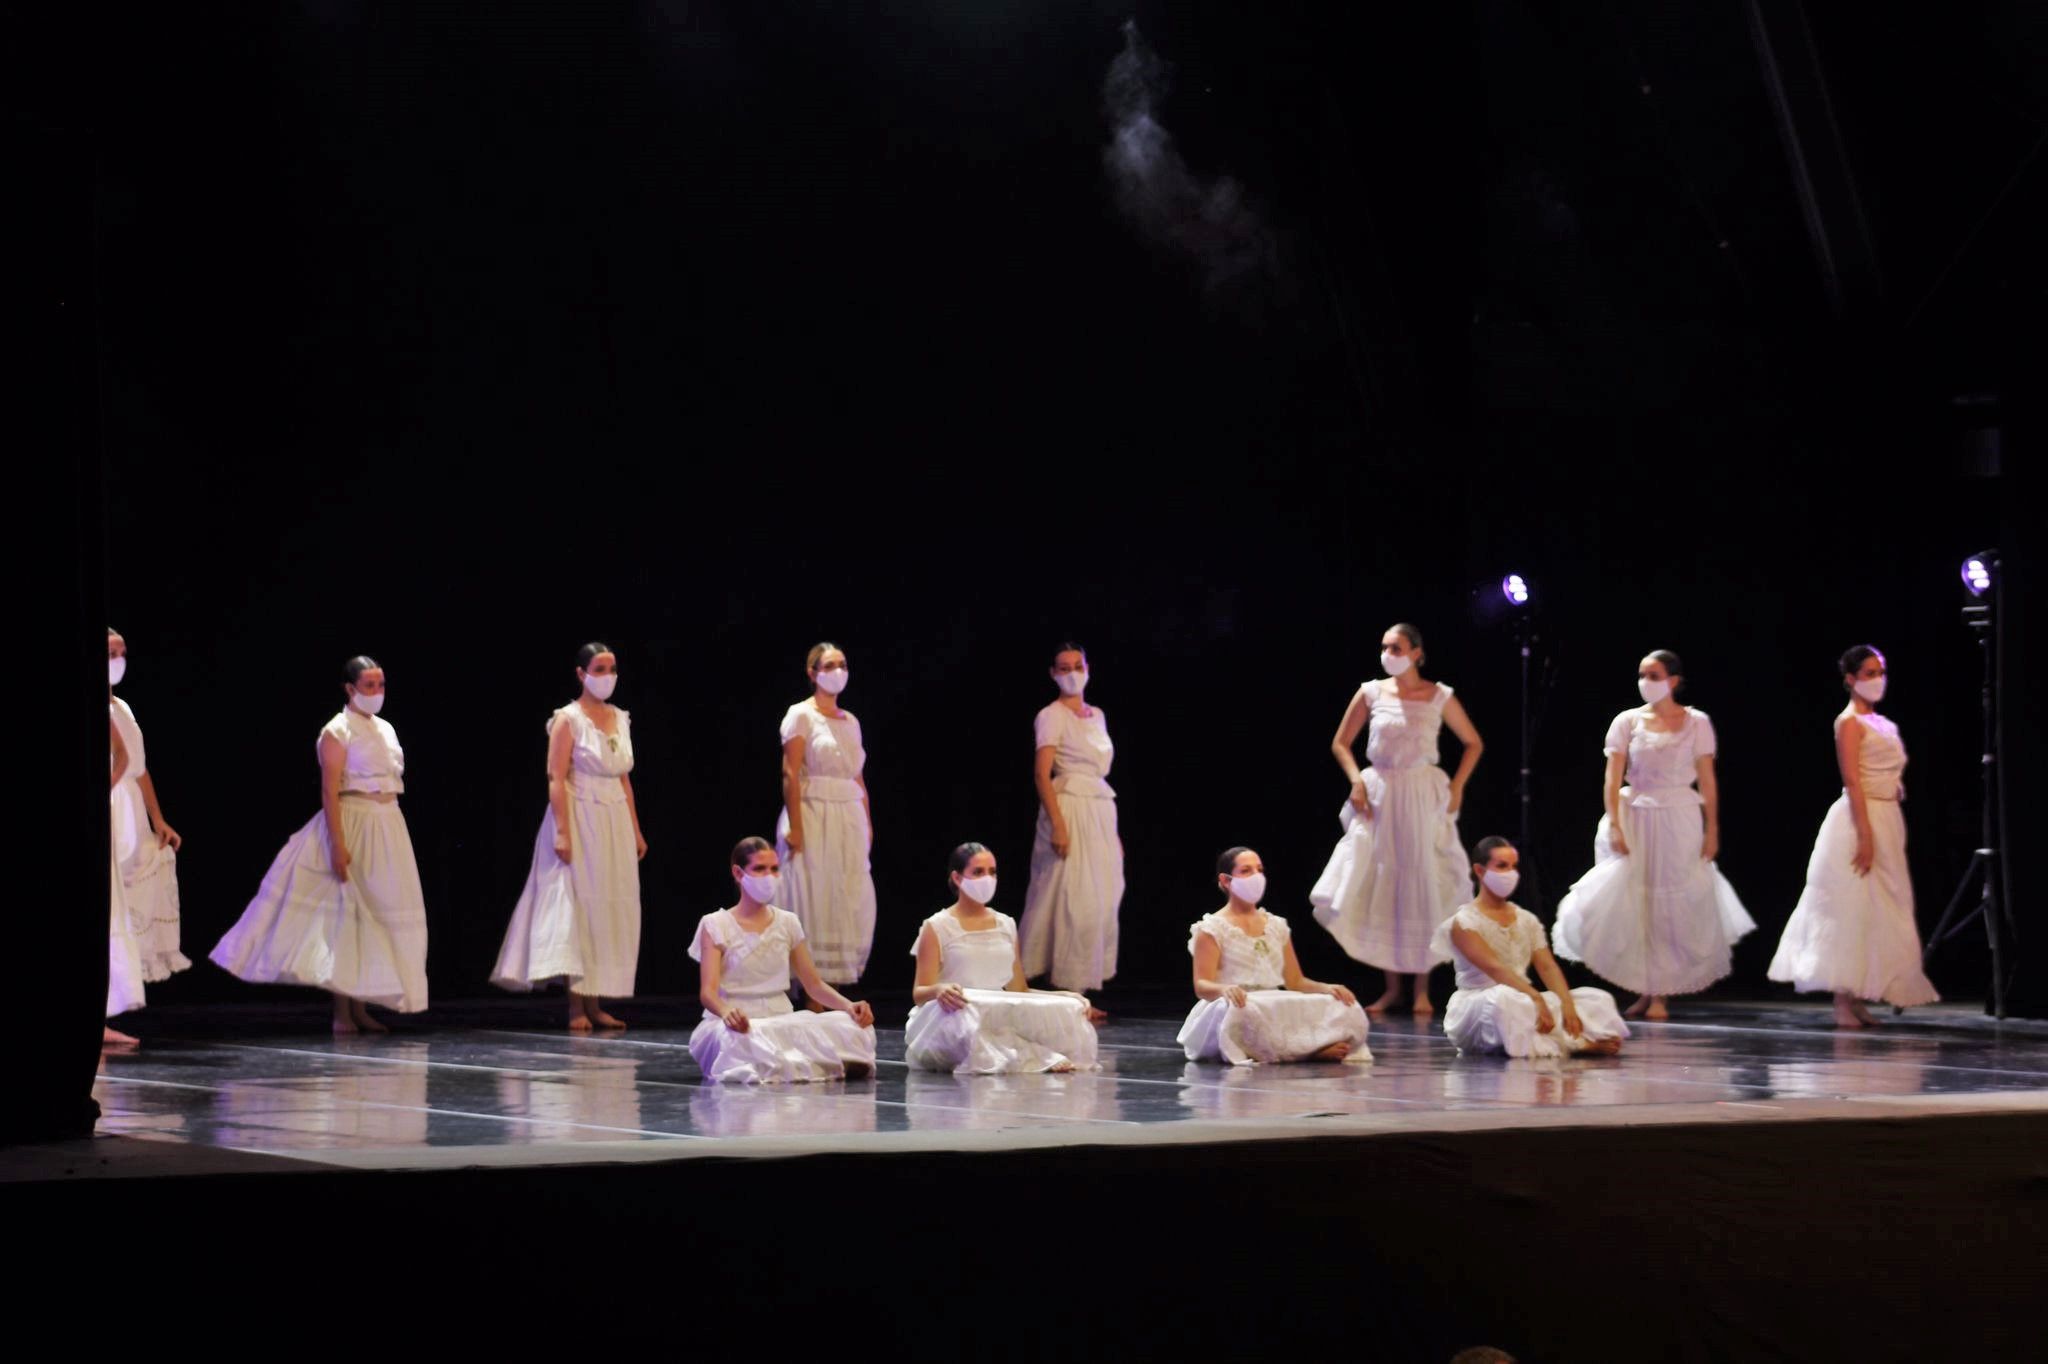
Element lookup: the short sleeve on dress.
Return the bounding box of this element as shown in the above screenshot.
[779,908,807,945]
[319,714,351,747]
[687,912,725,964]
[1431,682,1455,711]
[1033,706,1061,752]
[1603,710,1636,757]
[1518,909,1548,958]
[1691,709,1718,758]
[779,704,809,746]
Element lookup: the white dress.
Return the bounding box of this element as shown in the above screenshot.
[688,907,877,1084]
[491,703,642,997]
[774,700,877,983]
[107,749,147,1019]
[1768,712,1940,1007]
[1310,680,1470,972]
[904,910,1099,1074]
[1019,701,1125,991]
[1435,904,1630,1057]
[1177,911,1372,1065]
[210,709,430,1012]
[110,698,189,982]
[1551,707,1756,996]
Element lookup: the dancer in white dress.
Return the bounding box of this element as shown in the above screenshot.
[1438,837,1627,1057]
[1019,642,1125,999]
[1180,847,1371,1065]
[1311,623,1481,1014]
[492,642,648,1030]
[105,718,147,1047]
[211,657,429,1033]
[1768,646,1939,1026]
[108,630,189,992]
[776,641,877,995]
[907,842,1102,1074]
[1551,650,1755,1019]
[689,837,877,1083]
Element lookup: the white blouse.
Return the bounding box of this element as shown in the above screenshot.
[319,709,405,795]
[690,907,806,1003]
[1360,680,1454,772]
[1187,911,1289,990]
[551,703,634,803]
[912,909,1020,991]
[1033,702,1114,795]
[1436,903,1548,992]
[781,700,866,798]
[1603,706,1716,807]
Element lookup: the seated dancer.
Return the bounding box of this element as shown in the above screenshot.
[1179,846,1371,1065]
[905,842,1102,1074]
[688,837,876,1083]
[1435,837,1628,1057]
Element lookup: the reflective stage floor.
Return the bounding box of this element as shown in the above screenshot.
[45,997,2048,1175]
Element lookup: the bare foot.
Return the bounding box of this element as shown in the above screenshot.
[1583,1036,1623,1056]
[586,1008,626,1030]
[1624,996,1651,1019]
[350,1002,389,1034]
[1832,1002,1867,1028]
[102,1026,139,1047]
[843,1061,873,1080]
[1850,1000,1881,1026]
[1409,995,1435,1018]
[331,1017,360,1035]
[1085,1005,1109,1023]
[1644,998,1670,1022]
[1312,1041,1352,1061]
[1366,990,1402,1014]
[1048,1059,1075,1073]
[567,1014,593,1033]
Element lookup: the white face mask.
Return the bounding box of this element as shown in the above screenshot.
[583,673,618,701]
[1481,868,1520,899]
[740,872,781,904]
[1854,677,1887,703]
[1228,872,1268,906]
[957,874,998,905]
[1054,670,1087,696]
[1638,677,1672,705]
[814,668,849,696]
[108,656,127,687]
[352,691,385,716]
[1380,651,1412,678]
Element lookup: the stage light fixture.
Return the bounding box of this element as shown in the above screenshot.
[1501,573,1530,607]
[1961,554,1994,597]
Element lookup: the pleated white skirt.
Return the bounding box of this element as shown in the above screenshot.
[113,779,189,982]
[775,795,877,984]
[492,794,642,998]
[211,799,429,1012]
[1178,990,1373,1065]
[108,844,147,1019]
[689,1000,877,1084]
[1443,984,1630,1058]
[1551,802,1755,996]
[1019,793,1125,991]
[1310,767,1468,972]
[1768,797,1939,1007]
[904,989,1100,1074]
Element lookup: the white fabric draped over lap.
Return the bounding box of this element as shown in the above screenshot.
[688,907,875,1083]
[110,698,189,982]
[210,711,429,1012]
[1311,681,1468,972]
[1020,702,1125,991]
[1177,911,1371,1064]
[492,704,642,997]
[775,700,876,984]
[1769,713,1939,1007]
[1550,707,1755,996]
[1435,905,1628,1058]
[905,909,1098,1073]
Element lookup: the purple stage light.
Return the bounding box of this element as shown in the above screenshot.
[1501,573,1530,607]
[1961,555,1993,597]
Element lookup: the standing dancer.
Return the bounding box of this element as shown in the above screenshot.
[492,642,647,1030]
[1311,623,1481,1014]
[1769,646,1939,1025]
[906,842,1101,1074]
[108,629,188,987]
[1019,642,1124,1003]
[775,642,877,1004]
[689,838,876,1083]
[1551,650,1754,1019]
[1180,847,1371,1065]
[1437,837,1627,1057]
[106,717,146,1047]
[211,656,429,1033]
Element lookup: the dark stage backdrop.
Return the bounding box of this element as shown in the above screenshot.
[93,2,2023,1008]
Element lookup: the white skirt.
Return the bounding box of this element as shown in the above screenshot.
[211,799,430,1012]
[689,1000,877,1084]
[1443,984,1630,1058]
[1551,801,1755,996]
[112,779,190,982]
[905,989,1100,1074]
[491,794,642,998]
[108,844,147,1019]
[1178,990,1373,1065]
[1309,767,1468,973]
[1768,797,1939,1007]
[775,794,876,984]
[1019,792,1125,991]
